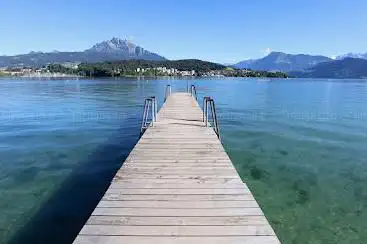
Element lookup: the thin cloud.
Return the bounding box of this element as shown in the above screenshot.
[261,48,272,56]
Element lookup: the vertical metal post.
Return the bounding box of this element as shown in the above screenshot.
[150,96,157,123]
[165,87,167,102]
[154,97,158,121]
[203,96,208,122]
[203,98,206,122]
[213,103,221,140]
[165,85,172,102]
[205,99,209,127]
[141,100,148,133]
[209,99,220,141]
[164,86,167,102]
[146,99,151,127]
[151,98,155,126]
[209,100,216,136]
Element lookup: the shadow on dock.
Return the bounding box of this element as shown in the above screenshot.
[9,124,140,244]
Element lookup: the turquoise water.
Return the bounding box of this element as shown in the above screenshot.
[0,78,366,244]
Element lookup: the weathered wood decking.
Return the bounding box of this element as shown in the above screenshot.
[73,92,280,244]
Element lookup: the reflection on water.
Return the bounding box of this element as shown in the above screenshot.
[0,78,366,244]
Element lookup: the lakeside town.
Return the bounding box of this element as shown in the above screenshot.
[0,60,289,78]
[0,66,210,78]
[0,67,79,78]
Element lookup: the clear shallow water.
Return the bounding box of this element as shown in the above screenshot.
[0,78,367,244]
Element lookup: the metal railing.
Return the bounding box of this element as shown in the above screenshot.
[190,85,197,100]
[203,96,221,140]
[141,96,157,134]
[164,84,172,102]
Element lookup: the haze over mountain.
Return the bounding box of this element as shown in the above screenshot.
[0,38,165,67]
[290,58,367,79]
[233,52,332,72]
[336,52,367,60]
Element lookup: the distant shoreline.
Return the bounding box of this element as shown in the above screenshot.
[0,74,287,80]
[0,72,80,79]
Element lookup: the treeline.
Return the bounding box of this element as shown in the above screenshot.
[76,59,226,77]
[48,64,76,74]
[46,60,289,78]
[221,68,289,78]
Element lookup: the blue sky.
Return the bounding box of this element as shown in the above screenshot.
[0,0,366,63]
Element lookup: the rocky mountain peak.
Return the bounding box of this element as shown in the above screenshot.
[86,37,143,55]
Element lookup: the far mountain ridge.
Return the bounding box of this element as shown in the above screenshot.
[0,37,165,68]
[336,52,367,60]
[1,40,366,74]
[290,58,367,79]
[233,52,332,72]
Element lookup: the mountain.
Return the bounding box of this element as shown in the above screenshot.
[290,58,367,79]
[233,59,256,69]
[85,37,158,57]
[0,37,165,68]
[336,52,367,60]
[234,52,332,72]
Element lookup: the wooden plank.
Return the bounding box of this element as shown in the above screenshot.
[136,140,223,144]
[134,144,224,148]
[134,145,224,149]
[111,178,244,185]
[122,164,235,168]
[86,215,270,226]
[124,159,232,163]
[107,183,247,189]
[117,168,237,173]
[92,207,264,216]
[74,236,280,244]
[132,149,226,152]
[102,194,255,201]
[105,188,250,195]
[116,171,238,176]
[126,156,231,160]
[97,200,258,208]
[113,174,240,179]
[116,169,238,175]
[79,225,274,236]
[131,148,227,151]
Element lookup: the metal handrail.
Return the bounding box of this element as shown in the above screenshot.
[164,85,172,102]
[203,96,210,124]
[141,96,157,134]
[203,97,221,140]
[191,85,197,100]
[151,96,158,121]
[210,99,220,140]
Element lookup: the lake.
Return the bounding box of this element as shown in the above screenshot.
[0,77,366,244]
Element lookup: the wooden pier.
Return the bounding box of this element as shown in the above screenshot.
[73,92,280,244]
